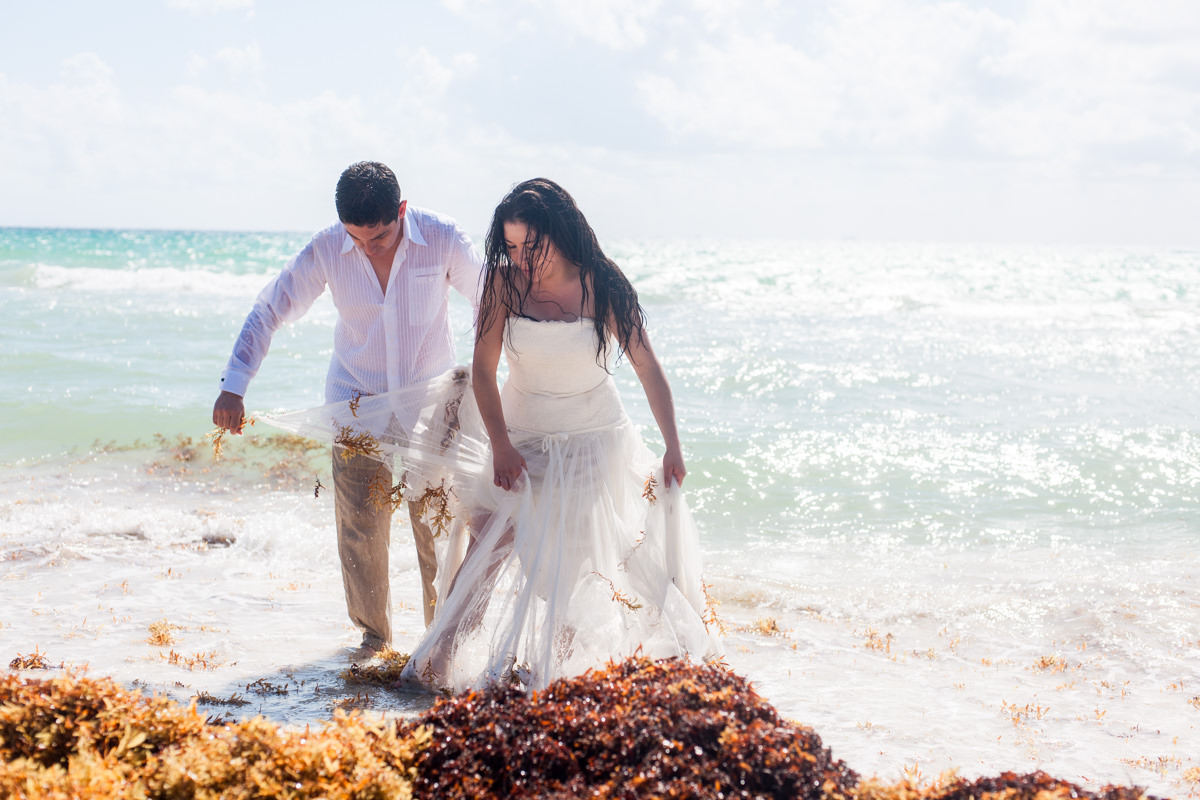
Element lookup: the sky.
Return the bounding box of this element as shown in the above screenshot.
[1,0,1199,244]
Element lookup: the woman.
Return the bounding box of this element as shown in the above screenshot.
[397,178,720,692]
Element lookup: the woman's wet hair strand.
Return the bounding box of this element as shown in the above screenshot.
[478,178,645,365]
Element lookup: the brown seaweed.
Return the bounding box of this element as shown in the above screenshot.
[402,655,860,799]
[368,467,406,512]
[8,648,55,671]
[414,479,456,538]
[341,649,412,687]
[334,424,383,462]
[642,473,658,503]
[0,657,1164,799]
[206,416,256,461]
[439,369,470,452]
[590,570,644,611]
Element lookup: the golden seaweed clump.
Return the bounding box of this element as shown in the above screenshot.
[702,580,728,636]
[0,671,428,799]
[334,424,383,463]
[743,616,784,637]
[341,649,412,687]
[9,648,55,670]
[206,426,229,461]
[147,620,177,647]
[207,417,256,461]
[368,468,406,513]
[642,473,658,503]
[414,480,455,538]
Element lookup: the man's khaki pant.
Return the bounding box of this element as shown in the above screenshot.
[332,449,438,644]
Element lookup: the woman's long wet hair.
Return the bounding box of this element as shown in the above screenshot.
[478,178,646,365]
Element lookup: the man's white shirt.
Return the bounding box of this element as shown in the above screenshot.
[220,205,482,404]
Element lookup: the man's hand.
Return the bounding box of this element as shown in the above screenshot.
[213,391,247,434]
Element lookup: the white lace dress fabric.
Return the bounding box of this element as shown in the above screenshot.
[264,316,720,692]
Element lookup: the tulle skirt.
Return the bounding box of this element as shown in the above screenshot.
[264,367,721,693]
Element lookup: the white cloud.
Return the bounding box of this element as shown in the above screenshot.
[153,87,387,178]
[213,44,263,83]
[0,50,418,229]
[3,0,1199,243]
[181,44,265,89]
[685,0,777,32]
[637,1,1010,151]
[638,33,836,148]
[167,0,254,12]
[439,0,473,14]
[0,37,494,230]
[0,52,125,181]
[403,47,478,98]
[438,0,662,48]
[634,0,1200,177]
[60,51,117,86]
[185,53,208,78]
[970,0,1200,166]
[538,0,664,48]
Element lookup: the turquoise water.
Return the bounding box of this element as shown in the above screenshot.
[0,227,324,456]
[2,227,1198,794]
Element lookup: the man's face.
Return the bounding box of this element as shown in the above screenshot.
[344,200,407,258]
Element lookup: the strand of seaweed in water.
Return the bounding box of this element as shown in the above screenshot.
[590,571,644,611]
[207,416,257,461]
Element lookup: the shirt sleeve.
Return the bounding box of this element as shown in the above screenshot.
[218,239,328,397]
[447,225,485,315]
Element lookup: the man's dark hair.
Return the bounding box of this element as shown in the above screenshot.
[335,162,402,226]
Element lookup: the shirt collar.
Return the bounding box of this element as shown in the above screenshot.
[339,205,425,254]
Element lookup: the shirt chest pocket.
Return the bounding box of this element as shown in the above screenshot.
[407,268,444,325]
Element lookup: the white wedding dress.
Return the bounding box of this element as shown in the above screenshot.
[265,316,720,692]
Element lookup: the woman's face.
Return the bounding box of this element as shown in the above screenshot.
[503,220,550,276]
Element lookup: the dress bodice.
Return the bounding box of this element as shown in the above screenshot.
[501,317,626,435]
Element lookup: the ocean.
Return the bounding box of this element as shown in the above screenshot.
[1,227,1197,796]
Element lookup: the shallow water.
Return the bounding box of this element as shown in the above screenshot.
[1,228,1197,795]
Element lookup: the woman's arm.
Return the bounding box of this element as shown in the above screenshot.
[473,295,526,491]
[623,320,686,488]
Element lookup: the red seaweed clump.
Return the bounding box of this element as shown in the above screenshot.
[401,655,860,799]
[946,771,1158,800]
[856,769,1160,800]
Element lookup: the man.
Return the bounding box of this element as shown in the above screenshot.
[213,161,482,656]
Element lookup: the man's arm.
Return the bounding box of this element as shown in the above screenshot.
[447,226,485,312]
[214,237,328,430]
